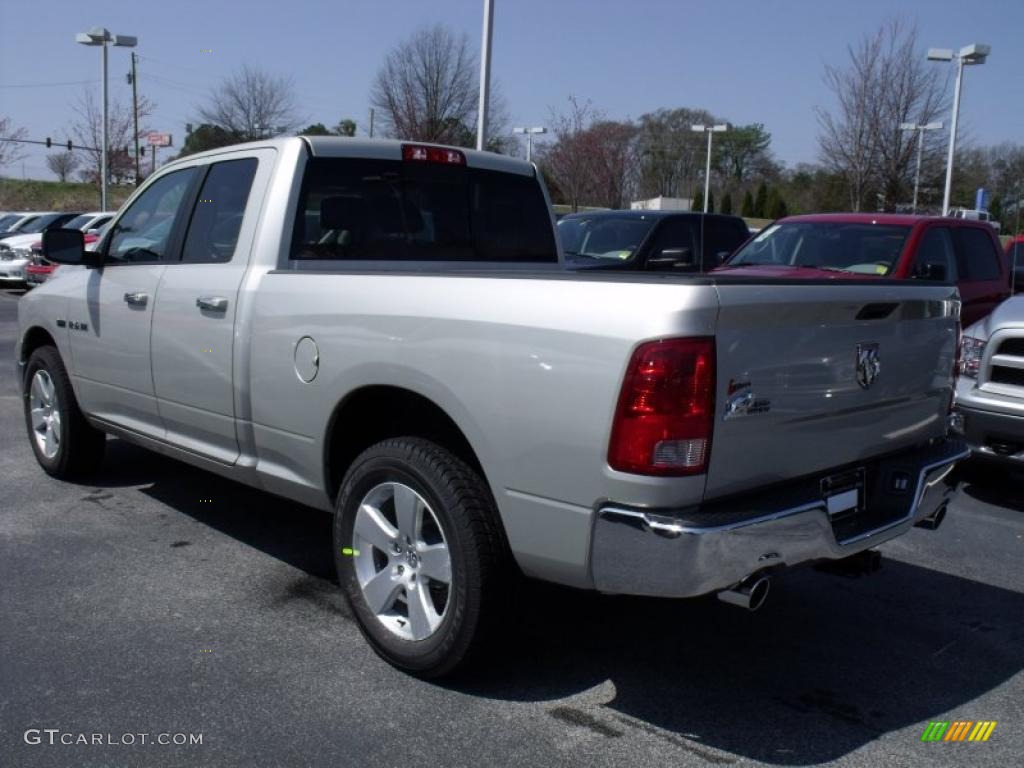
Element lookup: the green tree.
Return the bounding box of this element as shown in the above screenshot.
[754,182,768,217]
[714,123,773,184]
[989,195,1003,227]
[691,187,704,213]
[335,119,357,137]
[741,190,755,217]
[299,122,332,136]
[766,187,789,219]
[720,192,733,215]
[178,123,241,157]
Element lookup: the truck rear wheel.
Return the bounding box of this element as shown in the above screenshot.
[23,346,106,479]
[334,437,504,678]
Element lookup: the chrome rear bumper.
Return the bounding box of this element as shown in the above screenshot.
[590,439,967,597]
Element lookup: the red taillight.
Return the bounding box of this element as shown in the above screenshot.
[402,144,466,165]
[608,338,715,476]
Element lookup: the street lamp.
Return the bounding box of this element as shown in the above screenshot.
[899,121,943,213]
[928,43,991,216]
[476,0,494,151]
[513,127,547,163]
[690,124,728,213]
[76,27,137,211]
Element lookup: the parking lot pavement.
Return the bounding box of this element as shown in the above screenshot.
[1,285,1022,768]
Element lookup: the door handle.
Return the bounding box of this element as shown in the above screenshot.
[123,291,148,307]
[196,296,228,312]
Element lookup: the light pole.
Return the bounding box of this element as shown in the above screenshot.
[76,27,136,211]
[899,121,942,213]
[476,0,494,151]
[513,127,546,163]
[690,124,728,213]
[928,43,990,216]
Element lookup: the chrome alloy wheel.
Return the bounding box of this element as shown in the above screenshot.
[352,482,452,641]
[29,370,61,459]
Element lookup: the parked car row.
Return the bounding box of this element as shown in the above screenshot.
[0,211,114,287]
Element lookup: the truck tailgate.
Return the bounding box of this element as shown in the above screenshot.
[706,282,959,500]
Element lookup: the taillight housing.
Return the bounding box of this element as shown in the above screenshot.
[401,144,466,165]
[959,336,986,378]
[608,338,716,476]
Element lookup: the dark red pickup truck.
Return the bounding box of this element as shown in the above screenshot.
[717,213,1010,326]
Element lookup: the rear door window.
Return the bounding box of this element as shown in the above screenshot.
[181,158,258,264]
[291,157,555,263]
[955,227,1002,281]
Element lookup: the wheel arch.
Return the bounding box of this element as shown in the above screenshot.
[323,385,491,507]
[18,326,60,390]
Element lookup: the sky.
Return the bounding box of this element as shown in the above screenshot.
[2,0,1022,182]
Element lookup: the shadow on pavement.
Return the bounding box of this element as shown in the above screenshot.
[958,464,1024,512]
[86,438,1024,765]
[91,438,336,580]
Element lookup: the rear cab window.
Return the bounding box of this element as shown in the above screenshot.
[290,157,556,264]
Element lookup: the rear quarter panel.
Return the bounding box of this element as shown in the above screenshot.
[247,273,719,585]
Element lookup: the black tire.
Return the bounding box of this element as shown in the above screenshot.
[334,437,506,678]
[22,345,106,479]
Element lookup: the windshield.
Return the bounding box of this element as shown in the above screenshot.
[557,216,658,262]
[729,222,911,275]
[64,215,94,231]
[7,215,40,233]
[0,214,20,230]
[16,214,64,234]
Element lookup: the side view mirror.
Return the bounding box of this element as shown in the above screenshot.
[715,250,732,264]
[647,246,693,267]
[916,262,947,281]
[42,228,100,268]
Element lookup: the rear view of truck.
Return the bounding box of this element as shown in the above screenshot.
[591,280,966,606]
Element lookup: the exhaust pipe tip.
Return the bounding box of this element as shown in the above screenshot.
[717,575,771,612]
[915,502,947,531]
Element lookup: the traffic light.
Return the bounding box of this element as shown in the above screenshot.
[45,137,51,148]
[140,146,146,156]
[67,141,73,151]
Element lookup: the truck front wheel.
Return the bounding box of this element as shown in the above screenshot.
[23,346,106,479]
[334,437,505,678]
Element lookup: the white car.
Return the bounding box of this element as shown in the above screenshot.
[0,211,50,238]
[0,212,84,285]
[949,208,1001,232]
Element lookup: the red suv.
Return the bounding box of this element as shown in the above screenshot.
[718,213,1010,326]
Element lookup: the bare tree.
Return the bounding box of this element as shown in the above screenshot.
[70,91,154,185]
[587,120,639,209]
[539,97,599,211]
[370,24,509,149]
[816,19,948,211]
[198,65,299,140]
[46,151,81,182]
[0,116,29,169]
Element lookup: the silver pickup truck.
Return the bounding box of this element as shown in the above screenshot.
[955,295,1024,462]
[17,137,966,677]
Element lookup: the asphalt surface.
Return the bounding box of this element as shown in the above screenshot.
[1,285,1022,768]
